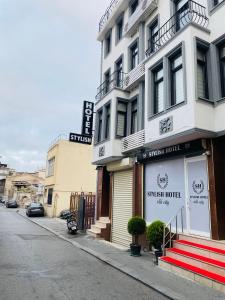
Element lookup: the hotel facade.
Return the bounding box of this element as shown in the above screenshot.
[91,0,225,248]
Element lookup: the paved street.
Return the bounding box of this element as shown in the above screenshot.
[0,207,168,300]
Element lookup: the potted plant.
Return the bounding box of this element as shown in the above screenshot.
[127,216,146,257]
[147,220,166,264]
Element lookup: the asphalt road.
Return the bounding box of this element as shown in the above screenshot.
[0,206,168,300]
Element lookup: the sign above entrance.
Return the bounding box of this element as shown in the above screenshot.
[81,101,94,136]
[137,140,204,163]
[69,133,92,145]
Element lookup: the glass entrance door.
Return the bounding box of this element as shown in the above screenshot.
[185,157,210,237]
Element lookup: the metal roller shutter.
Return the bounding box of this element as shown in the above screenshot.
[112,169,133,247]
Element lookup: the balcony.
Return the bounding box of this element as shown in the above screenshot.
[146,0,208,57]
[121,130,145,153]
[99,0,121,32]
[95,71,126,101]
[123,0,158,37]
[123,63,145,91]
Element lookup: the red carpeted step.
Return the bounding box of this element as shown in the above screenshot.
[176,240,225,255]
[161,256,225,284]
[168,248,225,268]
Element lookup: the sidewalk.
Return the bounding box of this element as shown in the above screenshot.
[17,209,224,300]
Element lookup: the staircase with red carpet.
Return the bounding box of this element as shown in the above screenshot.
[159,234,225,293]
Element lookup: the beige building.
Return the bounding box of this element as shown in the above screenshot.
[44,138,96,217]
[4,171,45,206]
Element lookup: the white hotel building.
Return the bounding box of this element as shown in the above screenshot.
[91,0,225,253]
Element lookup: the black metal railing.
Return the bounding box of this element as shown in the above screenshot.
[146,0,208,57]
[99,0,120,32]
[95,71,126,101]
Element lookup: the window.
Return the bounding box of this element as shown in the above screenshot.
[220,44,225,97]
[130,42,138,70]
[104,70,110,94]
[97,110,103,142]
[115,58,123,87]
[47,157,55,177]
[116,101,127,137]
[105,30,112,56]
[213,0,224,6]
[153,65,164,114]
[175,0,189,31]
[105,104,111,139]
[197,46,209,99]
[116,15,123,42]
[131,99,138,134]
[148,19,159,54]
[130,0,139,15]
[170,50,184,105]
[47,188,53,205]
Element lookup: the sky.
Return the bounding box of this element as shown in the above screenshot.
[0,0,107,172]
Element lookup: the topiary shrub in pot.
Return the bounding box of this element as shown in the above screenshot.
[127,216,146,257]
[146,220,165,264]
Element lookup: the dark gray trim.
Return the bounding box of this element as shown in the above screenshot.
[139,22,145,62]
[94,100,112,146]
[104,29,112,58]
[148,42,186,119]
[194,37,214,102]
[146,14,159,54]
[114,54,124,73]
[115,97,129,139]
[139,81,145,130]
[144,128,216,148]
[128,38,139,71]
[209,0,225,14]
[115,12,124,46]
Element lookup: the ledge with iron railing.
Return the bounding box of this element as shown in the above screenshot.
[95,71,126,101]
[121,130,145,153]
[99,0,121,32]
[162,206,184,256]
[146,0,208,57]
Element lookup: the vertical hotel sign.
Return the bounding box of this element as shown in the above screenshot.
[69,100,94,145]
[81,101,94,136]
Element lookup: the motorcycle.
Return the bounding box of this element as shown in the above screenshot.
[66,212,78,235]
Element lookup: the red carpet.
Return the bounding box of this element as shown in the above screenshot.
[167,248,225,268]
[161,256,225,284]
[176,240,225,255]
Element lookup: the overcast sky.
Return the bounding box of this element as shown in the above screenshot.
[0,0,107,171]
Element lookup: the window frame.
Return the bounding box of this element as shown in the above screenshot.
[47,188,53,206]
[148,18,159,55]
[46,157,55,177]
[104,103,111,140]
[130,0,139,15]
[96,109,103,143]
[116,13,124,44]
[153,64,164,114]
[170,49,185,106]
[131,98,138,134]
[116,100,128,138]
[104,29,112,57]
[129,40,139,71]
[196,44,209,100]
[115,56,123,88]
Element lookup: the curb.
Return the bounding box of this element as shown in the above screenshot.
[17,211,181,300]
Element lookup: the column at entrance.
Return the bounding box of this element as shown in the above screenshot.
[207,137,225,240]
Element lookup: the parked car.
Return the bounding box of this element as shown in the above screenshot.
[6,200,18,208]
[26,203,44,217]
[59,209,71,219]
